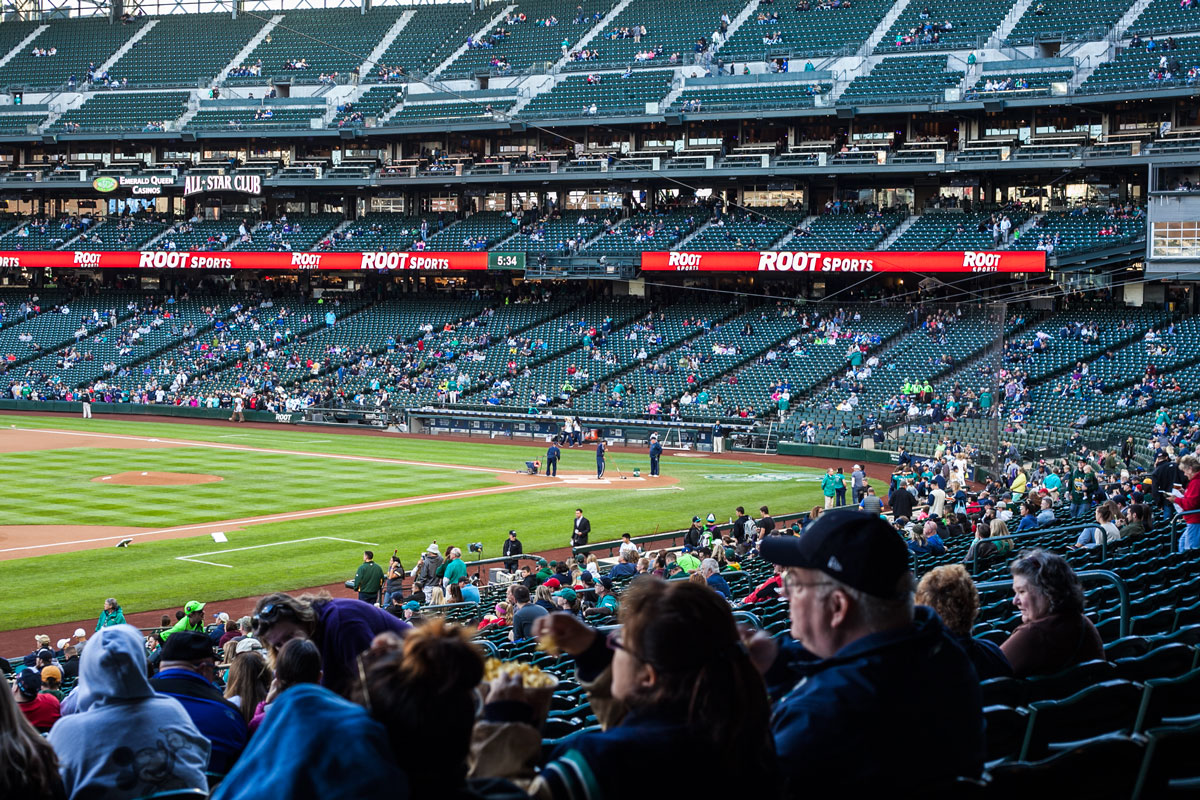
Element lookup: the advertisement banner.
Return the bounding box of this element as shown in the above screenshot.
[0,250,493,271]
[640,250,1047,273]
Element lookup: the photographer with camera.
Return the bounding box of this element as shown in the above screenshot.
[412,543,443,590]
[502,530,522,572]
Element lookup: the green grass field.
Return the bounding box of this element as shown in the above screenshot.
[0,414,826,631]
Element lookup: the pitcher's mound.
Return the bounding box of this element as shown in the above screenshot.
[92,471,224,486]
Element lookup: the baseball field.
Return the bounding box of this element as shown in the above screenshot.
[0,413,832,633]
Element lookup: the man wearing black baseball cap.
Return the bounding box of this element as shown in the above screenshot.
[751,510,984,796]
[150,630,248,774]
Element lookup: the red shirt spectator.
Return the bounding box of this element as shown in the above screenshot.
[19,689,61,732]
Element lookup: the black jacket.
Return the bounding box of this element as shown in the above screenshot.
[503,537,523,558]
[572,516,591,547]
[889,487,916,518]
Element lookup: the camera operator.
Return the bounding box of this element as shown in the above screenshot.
[503,529,522,572]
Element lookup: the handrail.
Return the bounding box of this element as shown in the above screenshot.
[975,569,1130,638]
[575,510,812,558]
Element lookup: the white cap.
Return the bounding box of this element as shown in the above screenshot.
[73,629,86,638]
[57,638,70,649]
[235,637,263,654]
[426,542,440,555]
[853,465,861,470]
[216,612,230,622]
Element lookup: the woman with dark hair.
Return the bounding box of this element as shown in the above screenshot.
[224,651,272,725]
[1000,548,1103,677]
[251,591,407,696]
[355,620,484,798]
[249,638,322,733]
[475,578,779,797]
[0,674,66,800]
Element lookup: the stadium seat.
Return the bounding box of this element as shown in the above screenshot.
[1132,718,1200,799]
[983,705,1029,764]
[1133,667,1200,732]
[1019,679,1144,760]
[986,734,1145,799]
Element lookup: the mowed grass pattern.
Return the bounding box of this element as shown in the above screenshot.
[0,447,501,527]
[0,415,829,630]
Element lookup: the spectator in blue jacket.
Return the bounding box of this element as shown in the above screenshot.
[700,558,731,598]
[149,631,249,775]
[751,510,985,795]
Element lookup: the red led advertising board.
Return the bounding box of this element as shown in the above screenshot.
[640,250,1046,273]
[0,250,496,270]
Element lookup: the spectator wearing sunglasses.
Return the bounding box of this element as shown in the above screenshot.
[250,592,407,697]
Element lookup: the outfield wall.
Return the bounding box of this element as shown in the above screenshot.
[0,399,297,424]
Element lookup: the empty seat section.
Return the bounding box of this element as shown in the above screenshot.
[585,209,700,254]
[840,55,964,104]
[801,209,904,248]
[507,212,605,254]
[317,213,444,251]
[719,0,896,60]
[1006,0,1138,44]
[671,81,829,110]
[519,70,672,117]
[423,211,517,251]
[1029,206,1145,255]
[333,86,405,127]
[876,0,1019,52]
[152,218,250,251]
[224,7,404,84]
[567,0,751,70]
[686,208,806,251]
[1078,36,1200,93]
[231,214,342,251]
[1128,0,1200,36]
[441,0,613,77]
[50,91,189,132]
[388,98,514,124]
[109,14,265,86]
[365,3,483,80]
[186,103,324,130]
[0,112,47,134]
[68,218,165,250]
[0,17,146,89]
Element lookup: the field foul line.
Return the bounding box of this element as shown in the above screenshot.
[176,536,378,568]
[4,426,511,475]
[0,483,542,555]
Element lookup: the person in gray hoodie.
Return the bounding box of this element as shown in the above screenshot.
[48,624,211,800]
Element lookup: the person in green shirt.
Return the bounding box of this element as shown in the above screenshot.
[162,600,207,638]
[534,558,553,584]
[585,576,620,617]
[96,597,126,631]
[676,547,702,573]
[821,467,839,509]
[442,547,468,588]
[352,550,385,605]
[1068,458,1098,518]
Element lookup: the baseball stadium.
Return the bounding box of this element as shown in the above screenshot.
[0,0,1199,794]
